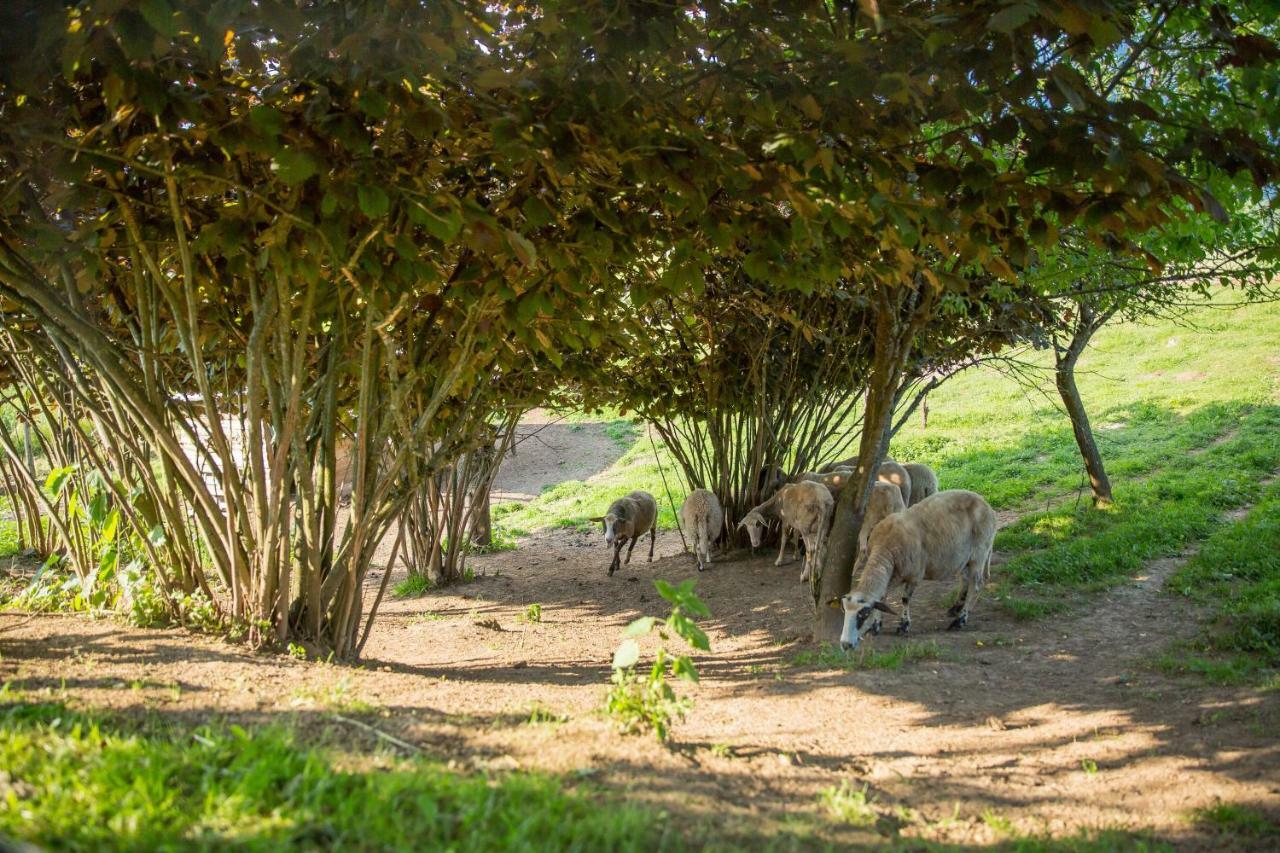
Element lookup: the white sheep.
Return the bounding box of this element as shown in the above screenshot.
[591,490,658,576]
[797,468,854,496]
[836,489,996,651]
[815,457,912,507]
[902,462,939,506]
[679,488,724,572]
[857,481,906,556]
[738,480,834,583]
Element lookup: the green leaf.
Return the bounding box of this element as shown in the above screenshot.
[506,230,537,267]
[45,466,75,497]
[270,148,318,185]
[654,579,677,603]
[249,105,286,139]
[321,191,339,217]
[522,196,554,228]
[988,3,1037,35]
[612,639,640,670]
[148,524,168,547]
[624,616,658,637]
[414,203,463,241]
[138,0,178,37]
[358,185,390,219]
[671,655,700,682]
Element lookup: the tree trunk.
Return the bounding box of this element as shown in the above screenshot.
[1055,346,1113,508]
[471,486,492,547]
[1053,303,1116,508]
[813,285,924,641]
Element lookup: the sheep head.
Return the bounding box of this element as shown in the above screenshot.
[737,510,768,548]
[838,592,896,653]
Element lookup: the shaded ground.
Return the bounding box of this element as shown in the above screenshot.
[3,519,1277,848]
[4,394,1280,848]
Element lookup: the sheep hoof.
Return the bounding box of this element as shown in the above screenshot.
[948,613,968,631]
[947,601,965,617]
[896,621,910,635]
[870,620,882,636]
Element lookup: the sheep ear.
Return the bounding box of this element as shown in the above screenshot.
[873,600,897,615]
[588,516,604,523]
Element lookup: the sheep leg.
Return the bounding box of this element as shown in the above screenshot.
[897,580,917,634]
[947,583,969,618]
[624,534,638,565]
[648,525,655,562]
[948,556,987,630]
[799,534,812,583]
[608,541,624,576]
[774,525,789,566]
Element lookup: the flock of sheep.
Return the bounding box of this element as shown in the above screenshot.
[590,458,996,652]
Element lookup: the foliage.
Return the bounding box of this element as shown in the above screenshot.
[790,640,944,671]
[0,701,680,852]
[605,579,710,741]
[521,604,543,624]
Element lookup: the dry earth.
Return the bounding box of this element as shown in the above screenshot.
[2,429,1278,849]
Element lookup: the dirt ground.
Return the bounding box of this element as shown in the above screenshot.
[2,433,1278,848]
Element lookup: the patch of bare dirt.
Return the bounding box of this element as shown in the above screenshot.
[3,450,1278,848]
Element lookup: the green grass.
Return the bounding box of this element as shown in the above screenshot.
[1163,476,1280,684]
[0,700,681,852]
[1189,802,1280,840]
[392,573,432,599]
[789,640,944,671]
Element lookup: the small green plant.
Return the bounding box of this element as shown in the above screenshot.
[521,603,543,623]
[525,704,568,725]
[604,578,710,741]
[789,640,944,671]
[393,573,432,599]
[1081,758,1098,775]
[1190,802,1279,838]
[287,643,308,661]
[819,781,877,827]
[981,809,1015,836]
[708,743,734,759]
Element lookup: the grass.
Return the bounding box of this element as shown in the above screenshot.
[1162,476,1280,684]
[1189,802,1280,840]
[392,573,432,599]
[0,699,681,852]
[817,780,878,827]
[789,639,945,671]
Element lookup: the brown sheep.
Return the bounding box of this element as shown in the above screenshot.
[590,490,658,576]
[738,481,834,583]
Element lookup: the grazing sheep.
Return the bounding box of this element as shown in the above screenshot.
[837,489,996,651]
[814,457,912,506]
[797,468,854,496]
[591,490,658,576]
[857,481,906,556]
[738,481,834,583]
[902,462,939,506]
[679,488,724,572]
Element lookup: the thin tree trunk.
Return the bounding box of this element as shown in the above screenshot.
[1054,329,1113,508]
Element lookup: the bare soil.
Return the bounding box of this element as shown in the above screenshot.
[2,438,1278,849]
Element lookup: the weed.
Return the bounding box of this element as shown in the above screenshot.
[818,781,877,827]
[1081,758,1098,775]
[981,809,1016,836]
[521,603,543,624]
[708,743,734,759]
[287,643,308,661]
[605,579,710,741]
[393,573,432,599]
[525,704,569,725]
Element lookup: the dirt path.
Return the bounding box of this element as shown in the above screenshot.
[2,458,1277,847]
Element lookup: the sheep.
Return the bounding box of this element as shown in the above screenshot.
[836,489,996,652]
[902,462,939,506]
[756,465,788,499]
[815,457,912,507]
[857,481,906,556]
[738,480,834,583]
[590,490,658,576]
[797,468,855,496]
[679,488,724,572]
